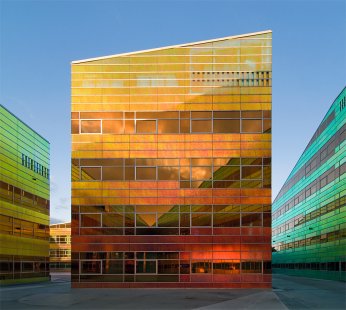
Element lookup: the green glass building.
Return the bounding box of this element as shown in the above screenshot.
[0,105,50,285]
[272,87,346,281]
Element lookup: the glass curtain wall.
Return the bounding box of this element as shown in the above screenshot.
[71,31,272,288]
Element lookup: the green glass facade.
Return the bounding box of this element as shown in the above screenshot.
[0,105,50,285]
[272,87,346,281]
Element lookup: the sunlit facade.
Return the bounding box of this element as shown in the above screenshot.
[272,87,346,281]
[71,30,272,288]
[0,105,50,285]
[50,222,71,272]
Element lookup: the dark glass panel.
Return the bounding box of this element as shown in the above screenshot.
[0,261,12,272]
[14,262,21,272]
[80,112,123,119]
[124,214,135,227]
[263,261,272,274]
[213,180,240,188]
[136,158,157,166]
[241,213,262,226]
[263,213,271,227]
[80,120,101,133]
[0,215,13,234]
[213,166,240,180]
[81,167,101,180]
[81,214,101,227]
[263,111,271,118]
[158,111,179,119]
[213,119,240,133]
[102,120,124,134]
[180,119,190,133]
[191,205,212,212]
[102,167,123,180]
[263,119,271,133]
[136,261,157,273]
[136,112,157,119]
[213,262,240,274]
[158,260,179,274]
[191,120,211,133]
[242,166,262,179]
[136,120,156,133]
[158,119,179,133]
[158,167,179,180]
[214,111,240,118]
[213,213,240,227]
[191,111,212,119]
[191,261,211,273]
[125,119,135,133]
[242,119,262,133]
[242,158,262,165]
[241,180,262,188]
[180,111,190,118]
[136,167,156,180]
[22,262,33,272]
[71,112,79,119]
[102,213,123,227]
[21,220,34,237]
[241,205,262,212]
[125,167,135,180]
[180,213,190,227]
[241,261,262,273]
[180,261,190,274]
[191,213,211,227]
[81,261,101,274]
[71,120,79,134]
[157,213,179,227]
[125,112,134,119]
[242,111,262,118]
[125,158,135,166]
[214,205,240,212]
[102,260,123,274]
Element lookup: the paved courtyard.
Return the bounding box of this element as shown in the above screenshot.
[0,273,345,309]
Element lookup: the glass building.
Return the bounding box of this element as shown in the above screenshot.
[0,105,50,285]
[272,87,346,281]
[71,30,272,288]
[50,222,71,271]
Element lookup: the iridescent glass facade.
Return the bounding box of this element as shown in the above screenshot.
[71,31,272,288]
[50,222,71,271]
[272,88,346,281]
[0,105,50,285]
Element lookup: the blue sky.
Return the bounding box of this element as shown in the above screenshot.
[1,0,345,223]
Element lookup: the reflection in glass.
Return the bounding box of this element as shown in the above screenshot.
[81,120,101,133]
[136,120,156,133]
[242,119,262,133]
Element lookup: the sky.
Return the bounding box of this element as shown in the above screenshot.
[0,0,345,223]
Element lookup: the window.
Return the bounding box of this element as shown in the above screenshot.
[81,120,101,133]
[242,119,262,133]
[213,119,240,133]
[158,119,179,133]
[136,120,156,133]
[102,120,124,134]
[102,167,123,180]
[81,167,101,180]
[191,120,211,133]
[136,167,156,180]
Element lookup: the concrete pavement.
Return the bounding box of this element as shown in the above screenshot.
[0,273,344,309]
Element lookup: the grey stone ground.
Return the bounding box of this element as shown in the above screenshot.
[0,273,345,309]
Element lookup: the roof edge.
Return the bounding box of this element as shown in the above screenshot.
[71,30,272,64]
[0,104,50,145]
